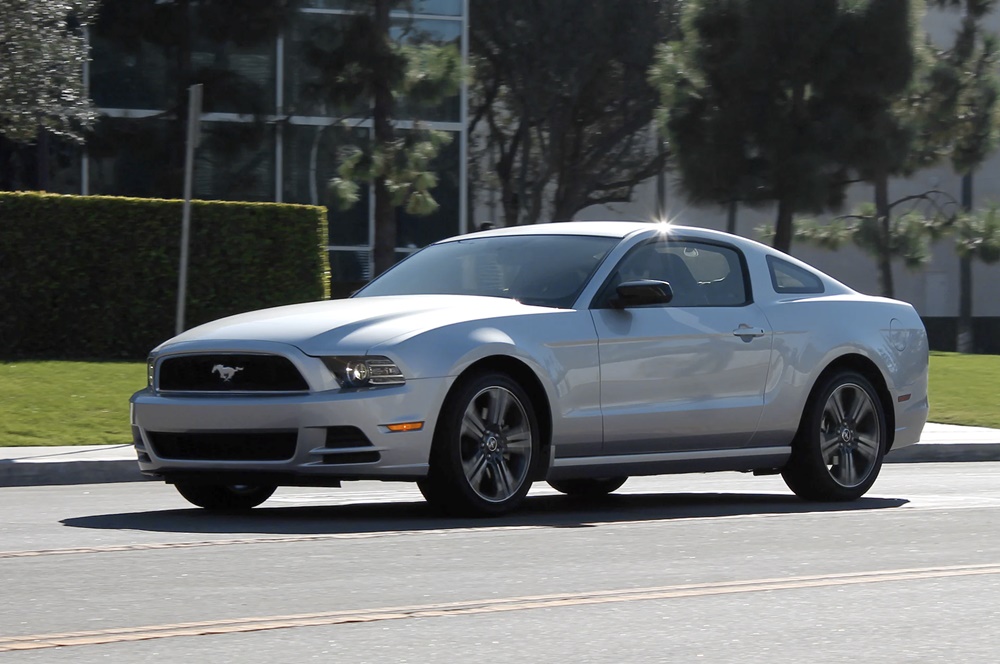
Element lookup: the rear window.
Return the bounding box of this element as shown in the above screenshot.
[767,256,825,294]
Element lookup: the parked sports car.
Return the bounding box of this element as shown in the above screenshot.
[130,221,929,515]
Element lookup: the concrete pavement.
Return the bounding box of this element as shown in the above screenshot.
[1,423,999,487]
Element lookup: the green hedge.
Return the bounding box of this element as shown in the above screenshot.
[0,192,329,360]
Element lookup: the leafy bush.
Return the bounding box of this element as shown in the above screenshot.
[0,192,329,359]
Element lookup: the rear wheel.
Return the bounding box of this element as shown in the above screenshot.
[174,482,276,511]
[548,477,628,497]
[422,372,539,516]
[782,371,886,501]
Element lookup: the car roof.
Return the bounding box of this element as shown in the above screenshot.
[454,221,767,248]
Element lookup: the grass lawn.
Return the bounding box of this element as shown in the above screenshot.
[0,361,146,447]
[0,353,997,447]
[928,351,1000,429]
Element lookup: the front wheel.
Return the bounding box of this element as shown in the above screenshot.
[174,482,276,511]
[782,371,887,501]
[422,372,539,517]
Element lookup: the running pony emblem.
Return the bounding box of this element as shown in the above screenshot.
[211,364,244,382]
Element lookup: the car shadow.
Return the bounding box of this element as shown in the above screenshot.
[61,491,909,536]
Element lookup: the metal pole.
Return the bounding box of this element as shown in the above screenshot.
[459,0,469,234]
[176,83,203,336]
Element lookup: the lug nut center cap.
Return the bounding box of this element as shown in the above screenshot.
[485,436,500,452]
[841,427,853,443]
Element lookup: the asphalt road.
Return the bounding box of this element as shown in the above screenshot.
[3,464,1000,663]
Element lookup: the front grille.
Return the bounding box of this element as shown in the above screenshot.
[148,431,298,461]
[158,354,309,392]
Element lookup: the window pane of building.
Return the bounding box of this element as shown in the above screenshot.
[303,0,462,15]
[392,19,462,122]
[284,124,370,246]
[194,123,276,201]
[87,117,177,198]
[397,134,460,248]
[192,35,277,115]
[284,13,369,118]
[413,0,463,16]
[90,36,174,110]
[329,249,371,292]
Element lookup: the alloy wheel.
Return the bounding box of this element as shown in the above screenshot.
[819,383,882,488]
[459,385,533,503]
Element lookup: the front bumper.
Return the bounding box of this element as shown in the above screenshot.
[130,376,454,484]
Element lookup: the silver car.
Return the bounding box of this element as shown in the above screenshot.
[130,222,929,516]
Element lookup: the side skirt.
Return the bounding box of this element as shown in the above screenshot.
[545,447,791,481]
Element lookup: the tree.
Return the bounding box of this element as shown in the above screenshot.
[0,0,99,189]
[783,1,999,304]
[925,0,1000,351]
[826,0,924,297]
[653,0,920,253]
[956,204,1000,268]
[302,0,462,275]
[764,196,953,297]
[0,0,98,143]
[470,0,678,226]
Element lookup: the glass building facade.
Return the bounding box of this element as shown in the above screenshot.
[70,0,468,289]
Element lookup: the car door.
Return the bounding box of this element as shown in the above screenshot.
[591,237,773,454]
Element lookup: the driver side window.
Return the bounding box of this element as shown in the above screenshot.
[597,239,748,308]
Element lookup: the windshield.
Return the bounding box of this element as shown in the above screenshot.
[354,234,618,308]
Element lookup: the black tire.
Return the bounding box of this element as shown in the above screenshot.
[174,482,276,511]
[548,477,628,497]
[422,372,540,516]
[782,371,887,501]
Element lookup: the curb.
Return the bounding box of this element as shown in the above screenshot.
[0,459,148,487]
[885,443,1000,463]
[2,440,1000,488]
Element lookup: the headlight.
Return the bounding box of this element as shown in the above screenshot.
[323,356,405,388]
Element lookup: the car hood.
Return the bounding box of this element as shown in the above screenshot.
[159,295,553,355]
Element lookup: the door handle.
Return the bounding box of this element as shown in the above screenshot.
[732,324,767,339]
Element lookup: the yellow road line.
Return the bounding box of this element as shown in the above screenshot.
[3,563,1000,652]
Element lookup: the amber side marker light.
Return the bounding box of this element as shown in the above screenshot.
[897,394,912,402]
[386,422,424,432]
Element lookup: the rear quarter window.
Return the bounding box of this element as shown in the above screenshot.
[767,256,825,294]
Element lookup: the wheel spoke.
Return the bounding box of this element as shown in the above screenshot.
[828,389,848,424]
[849,390,873,424]
[487,387,510,427]
[495,458,517,499]
[462,407,487,439]
[820,432,841,461]
[839,450,857,484]
[856,433,879,460]
[504,424,532,453]
[463,451,489,489]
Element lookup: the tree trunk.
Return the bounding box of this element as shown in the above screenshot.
[655,164,667,221]
[874,173,893,298]
[494,121,524,227]
[726,200,737,235]
[773,197,793,253]
[36,129,50,191]
[371,0,397,276]
[957,172,974,353]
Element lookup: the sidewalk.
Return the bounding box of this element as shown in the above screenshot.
[1,423,999,487]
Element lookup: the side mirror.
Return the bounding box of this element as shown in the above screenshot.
[609,279,673,309]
